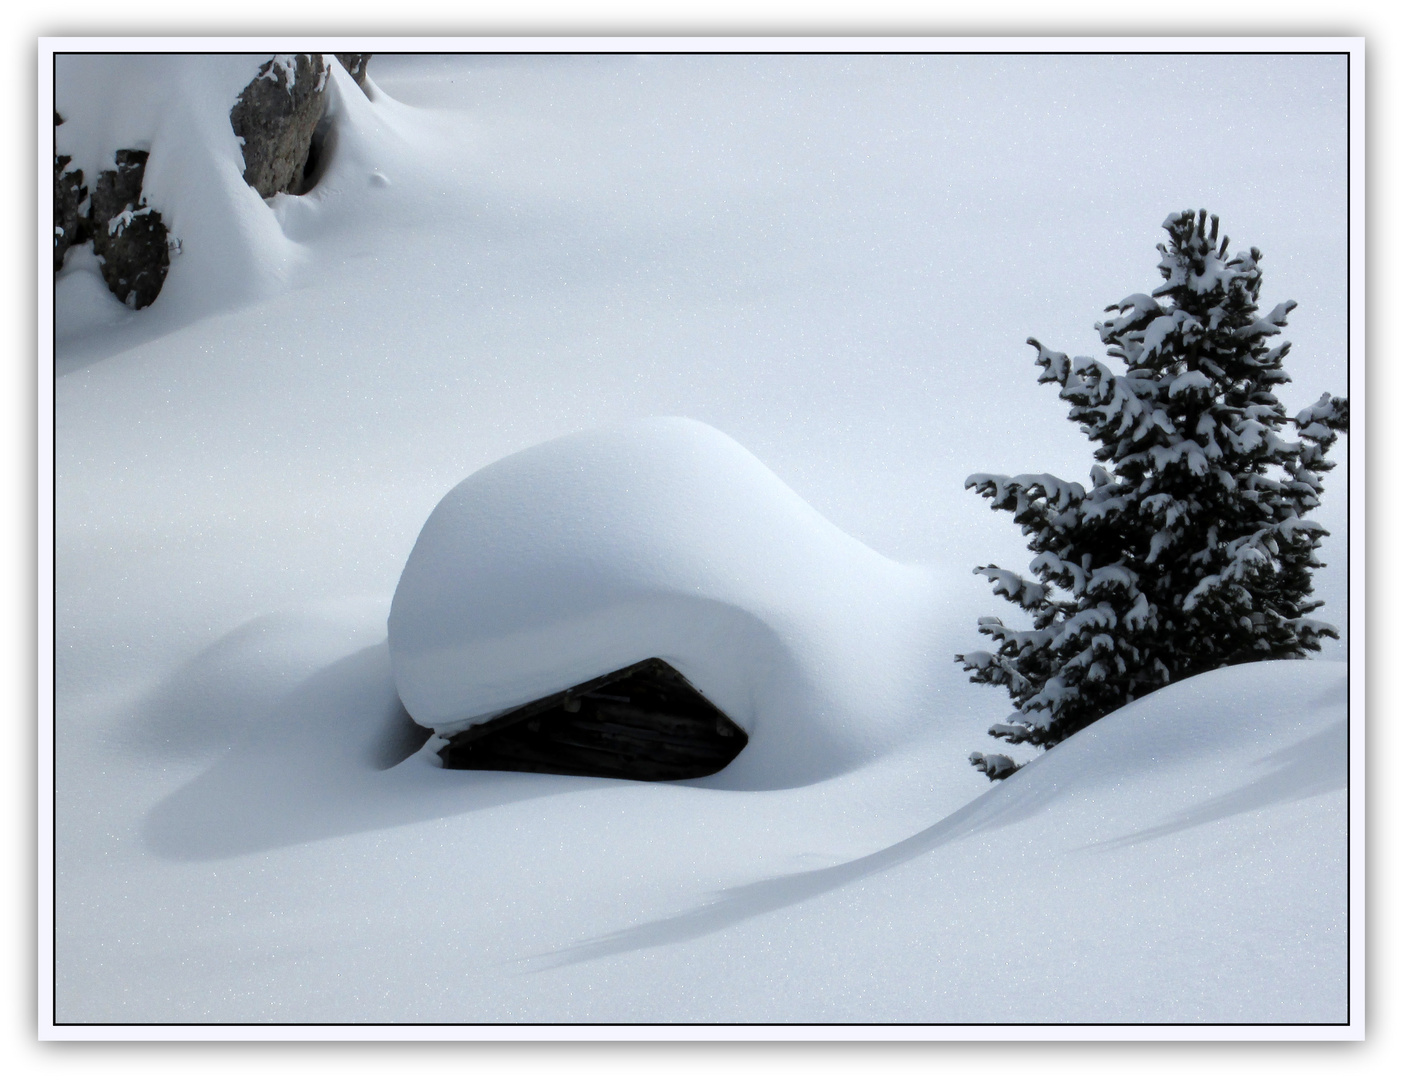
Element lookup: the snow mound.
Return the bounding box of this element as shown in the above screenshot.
[388,417,944,787]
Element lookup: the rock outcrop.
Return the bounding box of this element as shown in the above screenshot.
[88,150,170,310]
[55,108,170,309]
[229,54,330,198]
[53,113,89,272]
[335,53,372,90]
[54,53,374,311]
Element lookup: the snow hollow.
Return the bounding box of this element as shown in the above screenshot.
[52,51,1350,1026]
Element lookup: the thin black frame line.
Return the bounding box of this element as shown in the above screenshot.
[46,42,1358,1032]
[49,50,1353,58]
[1344,47,1352,1031]
[50,1020,1353,1028]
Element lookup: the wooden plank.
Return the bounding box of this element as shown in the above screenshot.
[437,658,747,781]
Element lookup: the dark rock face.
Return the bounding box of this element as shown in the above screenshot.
[53,114,89,272]
[230,54,330,198]
[436,658,749,781]
[88,150,170,310]
[335,53,372,89]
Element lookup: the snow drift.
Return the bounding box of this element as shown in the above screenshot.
[541,659,1346,1024]
[389,417,944,787]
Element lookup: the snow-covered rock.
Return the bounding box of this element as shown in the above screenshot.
[334,53,373,90]
[53,54,343,315]
[230,54,331,199]
[388,417,945,787]
[87,148,169,308]
[52,123,87,272]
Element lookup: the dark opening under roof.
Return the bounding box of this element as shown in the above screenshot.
[436,658,748,781]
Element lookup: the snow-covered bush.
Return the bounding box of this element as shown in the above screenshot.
[957,210,1348,773]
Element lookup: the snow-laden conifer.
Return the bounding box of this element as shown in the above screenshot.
[958,210,1347,774]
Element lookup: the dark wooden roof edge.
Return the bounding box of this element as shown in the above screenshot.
[440,657,691,748]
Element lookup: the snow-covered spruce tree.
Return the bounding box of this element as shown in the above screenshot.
[959,210,1347,779]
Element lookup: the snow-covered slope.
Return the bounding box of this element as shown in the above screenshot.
[50,53,1351,1027]
[68,649,1347,1023]
[542,659,1347,1024]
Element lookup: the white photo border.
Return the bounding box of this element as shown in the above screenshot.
[37,34,1366,1042]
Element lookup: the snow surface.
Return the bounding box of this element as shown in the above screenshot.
[52,52,1350,1025]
